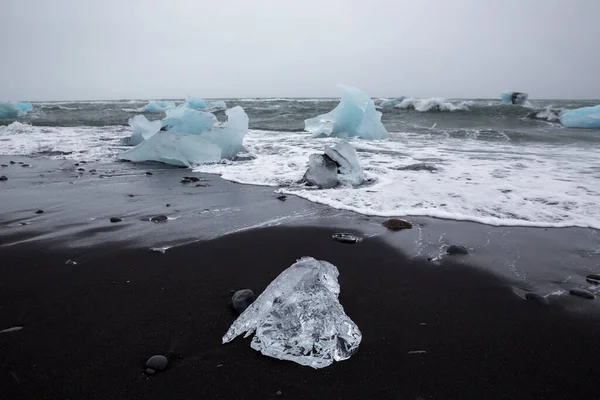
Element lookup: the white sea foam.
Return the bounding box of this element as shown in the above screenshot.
[195,129,600,229]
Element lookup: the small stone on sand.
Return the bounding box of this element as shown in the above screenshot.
[0,175,7,181]
[525,292,548,305]
[586,274,600,285]
[145,368,156,375]
[77,168,85,172]
[166,204,171,207]
[150,215,168,223]
[1,164,7,167]
[145,172,153,176]
[21,164,30,167]
[9,161,16,164]
[382,218,412,231]
[276,391,282,396]
[447,245,469,255]
[232,289,255,314]
[145,355,168,372]
[181,179,192,184]
[35,210,44,214]
[277,195,287,201]
[110,217,122,223]
[569,288,595,299]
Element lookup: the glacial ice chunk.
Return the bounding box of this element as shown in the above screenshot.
[501,91,529,105]
[302,153,339,189]
[0,102,31,118]
[121,106,248,166]
[183,97,227,111]
[324,141,364,186]
[380,97,406,109]
[144,100,176,113]
[222,257,361,369]
[559,105,600,129]
[304,86,389,139]
[122,115,162,146]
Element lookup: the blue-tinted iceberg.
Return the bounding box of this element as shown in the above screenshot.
[144,100,176,113]
[121,106,248,166]
[380,97,406,109]
[184,97,227,111]
[304,86,389,139]
[325,141,364,186]
[559,105,600,129]
[501,91,529,105]
[0,102,32,118]
[122,115,162,146]
[222,257,362,369]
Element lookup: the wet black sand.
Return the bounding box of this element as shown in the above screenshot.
[1,156,600,399]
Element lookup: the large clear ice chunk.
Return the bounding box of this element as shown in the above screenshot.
[559,105,600,129]
[324,141,364,186]
[144,100,176,113]
[304,86,389,139]
[121,106,248,166]
[222,257,361,369]
[122,115,162,146]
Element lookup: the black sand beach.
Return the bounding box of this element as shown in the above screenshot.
[1,157,600,399]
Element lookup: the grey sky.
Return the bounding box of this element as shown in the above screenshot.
[2,0,599,100]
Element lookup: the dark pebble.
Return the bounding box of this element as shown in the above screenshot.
[232,289,255,314]
[146,368,156,375]
[181,179,192,184]
[382,218,413,231]
[79,161,87,164]
[183,176,200,182]
[586,274,600,285]
[1,164,7,167]
[17,162,23,164]
[9,161,15,164]
[89,169,96,173]
[569,288,595,299]
[110,217,122,223]
[21,164,30,167]
[525,292,548,305]
[77,168,85,172]
[145,172,153,176]
[166,204,171,207]
[0,175,7,181]
[127,194,135,197]
[74,163,79,166]
[332,233,360,244]
[447,245,469,255]
[35,210,44,214]
[145,355,168,372]
[150,215,168,223]
[277,195,287,201]
[195,183,209,187]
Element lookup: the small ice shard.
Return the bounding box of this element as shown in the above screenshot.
[122,115,162,146]
[501,91,529,105]
[559,105,600,129]
[331,233,360,244]
[380,97,406,109]
[120,106,248,167]
[0,326,23,334]
[302,154,338,189]
[222,257,361,369]
[144,100,176,113]
[304,86,389,139]
[0,102,30,118]
[324,141,364,186]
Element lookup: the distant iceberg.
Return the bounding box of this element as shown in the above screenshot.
[121,106,248,167]
[304,86,389,139]
[0,102,32,118]
[122,115,162,146]
[501,91,529,105]
[559,105,600,129]
[144,100,176,113]
[222,257,361,369]
[184,96,227,111]
[380,97,406,109]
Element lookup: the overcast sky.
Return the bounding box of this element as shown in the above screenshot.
[2,0,599,100]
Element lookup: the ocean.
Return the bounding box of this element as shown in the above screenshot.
[1,97,600,229]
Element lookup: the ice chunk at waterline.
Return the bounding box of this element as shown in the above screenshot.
[122,115,162,146]
[304,86,389,139]
[222,257,361,369]
[325,141,364,186]
[559,105,600,129]
[144,100,176,113]
[121,106,248,166]
[501,91,529,105]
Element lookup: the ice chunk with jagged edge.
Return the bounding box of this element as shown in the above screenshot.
[501,91,529,105]
[324,141,364,186]
[121,106,248,166]
[0,102,30,118]
[183,97,227,111]
[144,100,176,113]
[304,86,389,139]
[122,115,162,146]
[559,105,600,129]
[222,257,361,369]
[303,153,338,188]
[380,97,406,109]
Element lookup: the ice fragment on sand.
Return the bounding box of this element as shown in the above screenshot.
[559,105,600,129]
[304,86,389,139]
[144,100,176,113]
[501,91,529,105]
[324,141,364,186]
[123,115,162,146]
[222,257,361,369]
[0,326,23,334]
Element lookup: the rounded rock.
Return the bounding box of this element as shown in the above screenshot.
[181,179,192,184]
[586,274,600,285]
[0,175,7,181]
[569,288,595,300]
[35,210,44,214]
[110,217,122,223]
[145,172,153,176]
[276,195,287,201]
[9,161,16,164]
[382,219,412,231]
[145,368,156,375]
[447,245,469,255]
[525,292,548,305]
[232,289,255,314]
[1,164,7,167]
[150,215,168,223]
[145,355,168,372]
